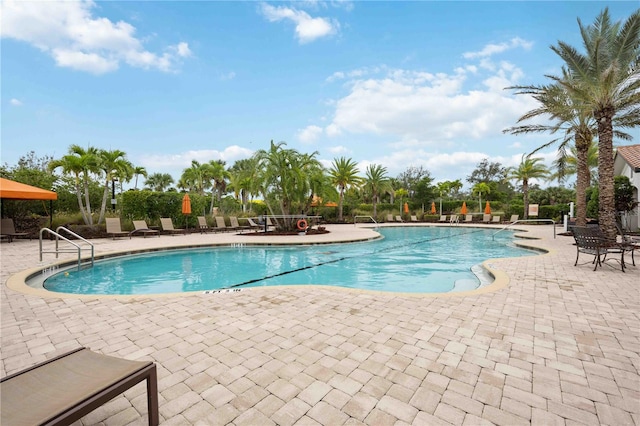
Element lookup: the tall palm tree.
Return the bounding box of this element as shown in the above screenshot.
[329,157,363,222]
[507,156,550,219]
[145,173,174,192]
[132,166,148,190]
[550,140,599,186]
[180,160,212,196]
[550,8,640,238]
[96,149,130,224]
[49,144,99,225]
[364,164,391,218]
[228,158,259,212]
[207,160,230,213]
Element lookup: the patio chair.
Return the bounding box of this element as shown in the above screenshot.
[463,214,473,223]
[214,216,232,232]
[387,214,394,222]
[160,218,186,236]
[0,218,29,242]
[508,214,519,223]
[197,216,212,233]
[0,347,158,426]
[132,220,160,238]
[246,217,264,231]
[492,215,501,223]
[395,215,404,222]
[105,218,128,239]
[229,216,250,233]
[482,214,492,224]
[616,222,638,266]
[438,215,447,223]
[449,215,459,225]
[410,215,419,222]
[572,226,626,272]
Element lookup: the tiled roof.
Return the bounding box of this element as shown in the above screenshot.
[616,144,640,169]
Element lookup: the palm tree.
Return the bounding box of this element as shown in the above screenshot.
[207,160,230,213]
[145,173,174,192]
[180,160,212,196]
[507,156,550,219]
[550,8,640,238]
[132,166,147,190]
[49,144,99,225]
[550,140,599,186]
[96,149,130,224]
[364,164,391,218]
[329,157,363,222]
[228,158,259,212]
[472,182,491,212]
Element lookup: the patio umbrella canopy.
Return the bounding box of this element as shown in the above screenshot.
[460,202,468,215]
[0,178,57,200]
[485,201,491,215]
[182,194,191,214]
[430,202,436,214]
[403,202,409,214]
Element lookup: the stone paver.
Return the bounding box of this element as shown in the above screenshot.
[1,223,638,425]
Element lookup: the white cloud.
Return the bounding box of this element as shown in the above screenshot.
[463,37,533,59]
[297,125,323,143]
[140,146,254,169]
[328,145,349,154]
[260,3,338,43]
[0,0,191,74]
[10,98,23,106]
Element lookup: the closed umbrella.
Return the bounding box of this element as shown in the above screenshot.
[484,201,491,215]
[182,194,192,230]
[403,202,409,214]
[430,202,436,214]
[460,201,468,215]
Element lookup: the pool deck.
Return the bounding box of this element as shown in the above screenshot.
[1,223,638,425]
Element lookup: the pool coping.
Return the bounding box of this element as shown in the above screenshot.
[6,225,551,300]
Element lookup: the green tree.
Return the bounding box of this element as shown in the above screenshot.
[132,166,148,190]
[49,145,99,225]
[506,156,550,219]
[472,182,491,212]
[145,173,174,192]
[228,158,259,212]
[329,157,363,222]
[364,164,391,218]
[550,8,640,238]
[96,149,131,224]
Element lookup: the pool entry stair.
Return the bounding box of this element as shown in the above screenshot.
[39,227,94,271]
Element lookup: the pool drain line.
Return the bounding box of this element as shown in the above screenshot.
[221,228,490,290]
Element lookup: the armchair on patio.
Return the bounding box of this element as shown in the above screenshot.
[572,226,626,272]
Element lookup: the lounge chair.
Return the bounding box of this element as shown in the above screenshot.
[572,226,626,271]
[0,218,29,242]
[463,214,473,223]
[160,217,186,235]
[508,214,519,223]
[449,215,459,225]
[492,215,501,223]
[438,215,447,223]
[387,214,394,222]
[0,347,158,426]
[105,218,128,239]
[229,216,250,233]
[132,220,160,238]
[482,214,492,224]
[214,216,232,232]
[197,216,212,233]
[395,215,404,223]
[410,215,419,222]
[246,217,264,231]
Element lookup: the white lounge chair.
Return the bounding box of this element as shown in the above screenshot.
[438,215,447,223]
[464,214,473,223]
[492,215,501,223]
[449,215,459,225]
[482,214,492,224]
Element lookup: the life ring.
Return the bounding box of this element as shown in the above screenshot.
[296,219,308,231]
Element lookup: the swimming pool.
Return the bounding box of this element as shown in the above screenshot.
[39,227,536,295]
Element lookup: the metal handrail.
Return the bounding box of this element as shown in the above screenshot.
[492,219,556,240]
[39,227,94,270]
[354,215,378,226]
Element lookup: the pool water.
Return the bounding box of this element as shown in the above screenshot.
[41,227,536,295]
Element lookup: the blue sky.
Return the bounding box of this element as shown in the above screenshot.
[2,1,638,189]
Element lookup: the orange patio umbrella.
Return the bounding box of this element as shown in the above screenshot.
[484,201,491,215]
[460,201,468,215]
[403,202,409,214]
[182,194,192,214]
[430,202,436,214]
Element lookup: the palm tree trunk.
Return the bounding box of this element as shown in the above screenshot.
[74,177,90,225]
[595,107,616,240]
[83,175,93,225]
[523,179,529,220]
[338,187,344,221]
[575,136,590,227]
[98,180,109,225]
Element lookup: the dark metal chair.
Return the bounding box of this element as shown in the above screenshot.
[572,226,626,272]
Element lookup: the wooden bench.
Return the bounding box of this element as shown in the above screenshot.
[1,347,158,426]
